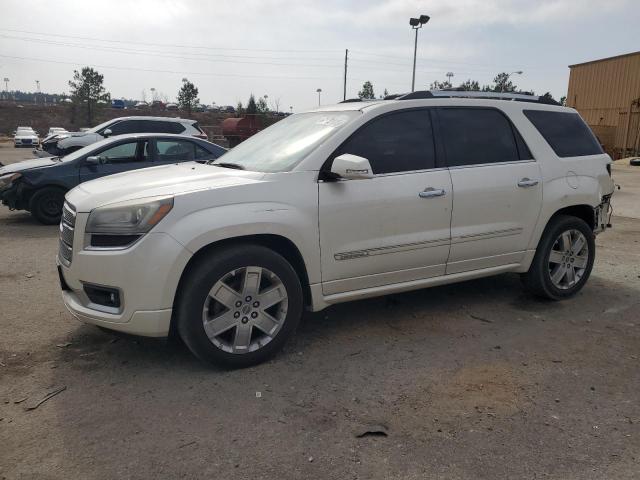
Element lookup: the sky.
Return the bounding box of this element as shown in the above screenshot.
[0,0,638,112]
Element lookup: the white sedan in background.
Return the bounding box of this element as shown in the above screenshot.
[14,127,40,148]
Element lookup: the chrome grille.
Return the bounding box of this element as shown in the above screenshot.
[59,202,76,265]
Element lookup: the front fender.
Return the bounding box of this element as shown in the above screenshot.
[161,200,321,284]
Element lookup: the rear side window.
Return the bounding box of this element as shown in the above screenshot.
[337,109,436,174]
[523,110,603,157]
[109,120,137,135]
[439,108,520,167]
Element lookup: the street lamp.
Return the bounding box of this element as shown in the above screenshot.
[150,87,156,102]
[316,88,322,107]
[446,72,454,86]
[409,14,430,92]
[35,80,40,104]
[3,77,9,100]
[502,71,523,92]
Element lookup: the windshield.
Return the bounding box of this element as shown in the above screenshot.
[211,111,359,172]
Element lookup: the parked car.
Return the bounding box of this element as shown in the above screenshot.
[47,127,69,137]
[56,91,614,367]
[0,133,225,224]
[165,103,179,111]
[134,102,149,109]
[39,116,208,157]
[14,127,39,148]
[111,99,126,109]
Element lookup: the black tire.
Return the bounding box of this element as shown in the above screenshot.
[29,187,66,225]
[522,215,595,300]
[177,244,303,368]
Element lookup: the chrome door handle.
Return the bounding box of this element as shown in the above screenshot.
[517,178,539,188]
[419,188,446,198]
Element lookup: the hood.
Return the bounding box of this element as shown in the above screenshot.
[15,133,39,139]
[0,157,59,175]
[67,162,266,212]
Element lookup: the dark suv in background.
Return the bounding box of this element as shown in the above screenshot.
[39,116,208,157]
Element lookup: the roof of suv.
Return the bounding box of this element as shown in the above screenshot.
[109,116,196,124]
[311,90,566,113]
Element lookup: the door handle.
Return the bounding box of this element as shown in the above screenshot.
[517,178,539,188]
[419,187,446,198]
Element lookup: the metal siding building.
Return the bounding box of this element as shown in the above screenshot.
[567,51,640,158]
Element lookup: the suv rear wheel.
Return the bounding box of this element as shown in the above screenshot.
[522,215,595,300]
[29,187,65,225]
[177,245,303,368]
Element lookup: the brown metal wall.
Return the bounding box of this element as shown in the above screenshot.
[567,52,640,155]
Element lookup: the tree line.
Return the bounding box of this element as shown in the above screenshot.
[357,73,566,105]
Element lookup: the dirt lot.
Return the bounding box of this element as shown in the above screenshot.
[1,143,639,479]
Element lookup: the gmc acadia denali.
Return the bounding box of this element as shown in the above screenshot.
[56,91,615,367]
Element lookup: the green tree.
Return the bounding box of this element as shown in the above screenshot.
[490,72,517,93]
[236,101,244,116]
[459,79,480,91]
[177,78,199,115]
[559,95,567,106]
[68,67,110,125]
[246,94,258,114]
[257,96,269,113]
[358,81,375,99]
[429,80,452,90]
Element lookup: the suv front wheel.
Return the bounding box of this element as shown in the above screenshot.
[522,215,595,300]
[177,245,303,368]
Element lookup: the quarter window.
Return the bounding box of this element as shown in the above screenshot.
[523,110,603,157]
[336,109,436,174]
[156,140,196,161]
[439,108,521,167]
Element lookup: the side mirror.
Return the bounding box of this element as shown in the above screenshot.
[330,154,374,180]
[103,128,112,137]
[85,156,101,165]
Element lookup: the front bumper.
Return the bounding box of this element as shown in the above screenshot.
[57,214,192,337]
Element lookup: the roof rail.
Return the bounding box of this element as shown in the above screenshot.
[339,98,363,103]
[387,90,560,105]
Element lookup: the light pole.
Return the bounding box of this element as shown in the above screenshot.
[289,106,293,114]
[35,80,40,104]
[502,71,523,92]
[316,88,322,107]
[409,14,430,92]
[150,87,156,102]
[446,72,454,87]
[3,77,9,100]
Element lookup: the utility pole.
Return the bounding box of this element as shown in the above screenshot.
[343,49,348,101]
[316,88,322,107]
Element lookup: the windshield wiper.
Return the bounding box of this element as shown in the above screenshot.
[210,162,245,170]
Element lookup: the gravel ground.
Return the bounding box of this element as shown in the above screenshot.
[1,143,639,479]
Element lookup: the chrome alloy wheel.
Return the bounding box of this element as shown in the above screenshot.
[548,229,589,290]
[202,266,288,354]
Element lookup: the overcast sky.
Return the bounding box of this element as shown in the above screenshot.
[0,0,638,112]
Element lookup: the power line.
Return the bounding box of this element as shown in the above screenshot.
[0,28,341,53]
[0,34,343,68]
[0,54,344,80]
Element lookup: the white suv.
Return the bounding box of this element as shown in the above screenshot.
[57,91,614,367]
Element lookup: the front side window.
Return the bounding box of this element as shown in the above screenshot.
[336,109,436,174]
[439,108,520,167]
[523,110,603,157]
[94,141,146,163]
[156,140,195,161]
[210,111,359,172]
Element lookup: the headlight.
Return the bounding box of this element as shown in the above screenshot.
[86,197,174,234]
[0,173,21,188]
